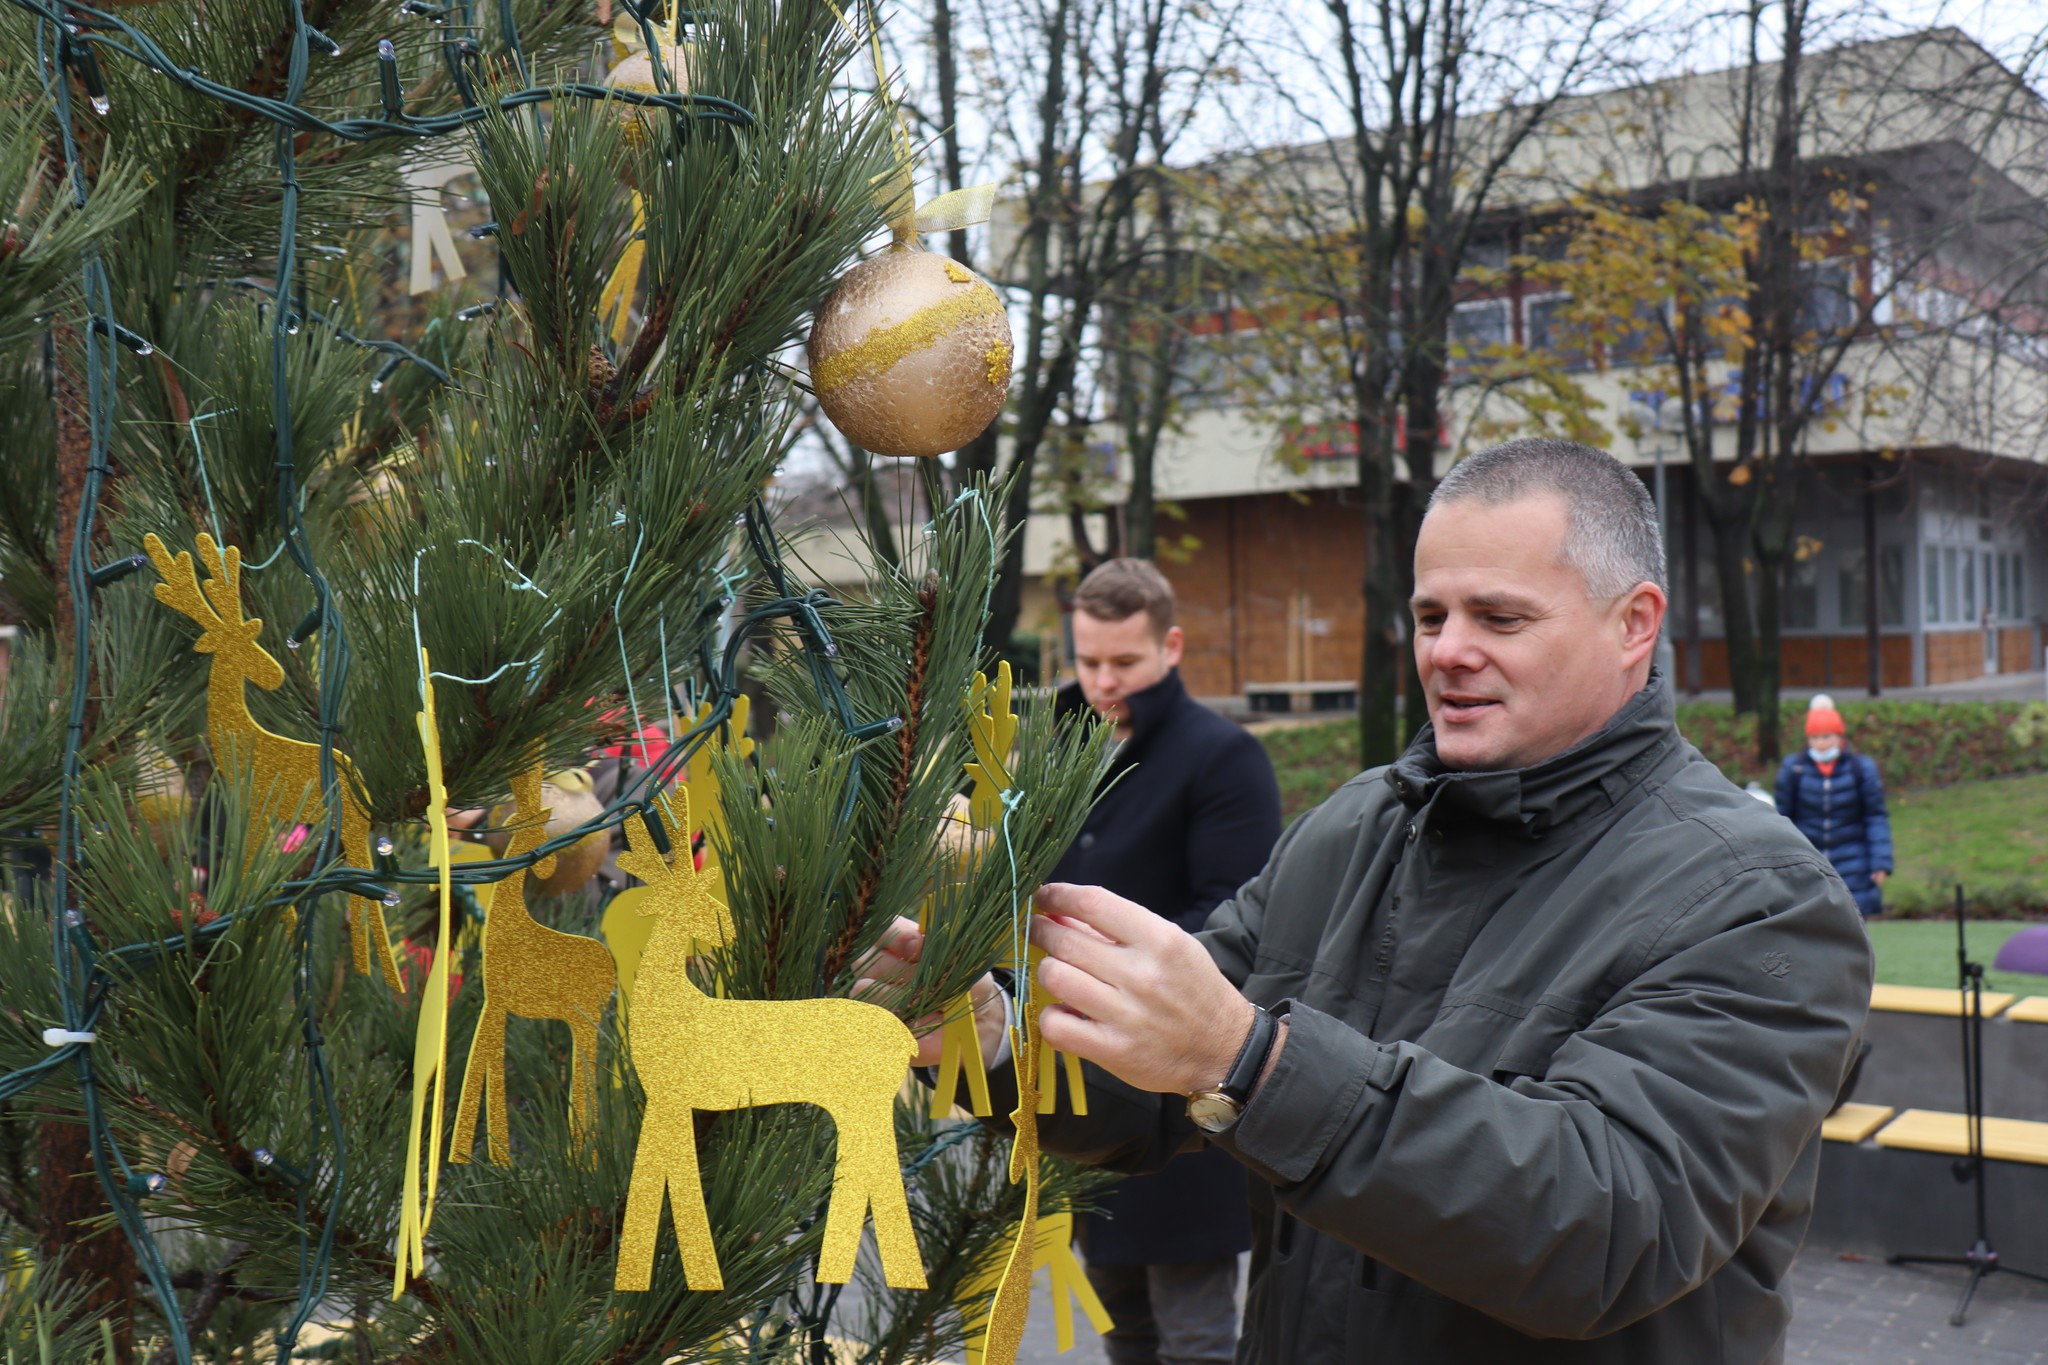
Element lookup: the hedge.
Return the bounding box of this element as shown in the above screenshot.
[1677,699,2048,787]
[1255,699,2048,821]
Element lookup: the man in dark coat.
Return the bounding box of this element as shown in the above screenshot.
[1050,558,1283,1365]
[869,438,1871,1363]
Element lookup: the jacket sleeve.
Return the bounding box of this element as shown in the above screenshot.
[975,810,1312,1175]
[1173,731,1285,933]
[1858,755,1894,873]
[1208,854,1872,1341]
[1773,755,1800,820]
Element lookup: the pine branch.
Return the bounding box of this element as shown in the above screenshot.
[145,1243,252,1365]
[822,572,938,987]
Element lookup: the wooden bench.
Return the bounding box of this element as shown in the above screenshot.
[2005,996,2048,1024]
[1867,983,2016,1018]
[1245,681,1359,715]
[1872,1109,2048,1166]
[1821,1102,1895,1144]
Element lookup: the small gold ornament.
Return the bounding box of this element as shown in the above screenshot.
[142,533,403,991]
[807,246,1012,459]
[601,42,693,157]
[485,768,608,896]
[959,1211,1111,1363]
[451,765,618,1165]
[979,1002,1045,1364]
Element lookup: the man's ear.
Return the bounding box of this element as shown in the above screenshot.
[1162,624,1185,668]
[1616,582,1668,670]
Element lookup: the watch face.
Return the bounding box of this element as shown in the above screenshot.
[1187,1091,1242,1134]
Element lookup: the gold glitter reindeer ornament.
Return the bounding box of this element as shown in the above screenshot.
[612,792,926,1292]
[143,532,402,990]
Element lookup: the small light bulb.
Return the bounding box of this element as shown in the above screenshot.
[285,636,301,650]
[376,835,396,857]
[253,1148,274,1166]
[90,96,110,116]
[379,38,396,58]
[63,908,84,927]
[134,339,152,356]
[369,378,384,394]
[285,319,300,336]
[382,889,402,907]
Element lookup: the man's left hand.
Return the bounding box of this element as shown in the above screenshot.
[1031,883,1256,1096]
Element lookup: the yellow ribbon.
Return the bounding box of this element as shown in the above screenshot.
[823,0,997,245]
[395,650,456,1297]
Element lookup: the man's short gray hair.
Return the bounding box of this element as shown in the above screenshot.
[1429,438,1666,598]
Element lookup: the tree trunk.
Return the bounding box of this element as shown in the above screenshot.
[1358,411,1403,766]
[1708,513,1761,714]
[1399,331,1448,745]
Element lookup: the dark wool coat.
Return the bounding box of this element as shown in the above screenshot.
[1775,749,1893,916]
[1049,669,1282,1266]
[987,675,1871,1363]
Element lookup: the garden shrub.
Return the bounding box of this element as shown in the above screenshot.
[1675,699,2048,788]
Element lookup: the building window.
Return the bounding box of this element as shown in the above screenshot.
[1839,545,1906,628]
[1797,259,1858,338]
[1450,298,1511,356]
[1925,547,1941,624]
[1960,547,1978,621]
[1783,554,1820,630]
[1525,293,1571,355]
[1943,546,1960,622]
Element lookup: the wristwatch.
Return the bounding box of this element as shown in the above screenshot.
[1186,1003,1279,1134]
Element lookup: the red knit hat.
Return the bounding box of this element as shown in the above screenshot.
[1805,705,1845,738]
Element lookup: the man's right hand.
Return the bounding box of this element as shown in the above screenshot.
[853,915,1007,1068]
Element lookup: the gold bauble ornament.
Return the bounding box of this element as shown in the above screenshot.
[487,768,609,896]
[602,44,693,155]
[133,740,190,855]
[807,246,1012,459]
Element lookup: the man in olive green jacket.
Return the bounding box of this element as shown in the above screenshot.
[874,438,1872,1362]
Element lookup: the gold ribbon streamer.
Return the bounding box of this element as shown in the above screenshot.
[395,651,455,1297]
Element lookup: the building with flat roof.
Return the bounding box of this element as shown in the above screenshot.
[1010,27,2048,701]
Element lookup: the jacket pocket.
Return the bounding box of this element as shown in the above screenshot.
[1489,996,1595,1081]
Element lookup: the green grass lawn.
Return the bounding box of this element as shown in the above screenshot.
[1884,772,2048,916]
[1865,919,2047,996]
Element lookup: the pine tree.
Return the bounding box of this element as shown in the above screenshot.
[0,3,1107,1360]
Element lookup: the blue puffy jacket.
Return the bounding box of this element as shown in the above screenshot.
[1775,749,1893,915]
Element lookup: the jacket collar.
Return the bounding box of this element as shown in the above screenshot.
[1054,667,1187,753]
[1384,670,1680,836]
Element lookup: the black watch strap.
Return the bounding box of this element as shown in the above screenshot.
[1218,1004,1278,1105]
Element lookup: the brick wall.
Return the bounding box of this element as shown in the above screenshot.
[1999,625,2042,676]
[1163,492,1368,699]
[1683,635,1912,693]
[1925,630,1987,685]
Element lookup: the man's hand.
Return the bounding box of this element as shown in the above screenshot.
[1871,869,1889,887]
[1031,883,1257,1096]
[852,916,1005,1068]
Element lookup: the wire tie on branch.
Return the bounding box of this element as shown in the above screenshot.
[42,1028,97,1046]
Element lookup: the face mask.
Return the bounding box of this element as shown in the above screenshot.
[1808,745,1840,764]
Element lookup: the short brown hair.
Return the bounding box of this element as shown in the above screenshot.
[1073,559,1176,638]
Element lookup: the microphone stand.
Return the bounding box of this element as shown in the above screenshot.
[1887,885,2048,1325]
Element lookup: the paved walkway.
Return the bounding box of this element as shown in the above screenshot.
[1001,1242,2048,1363]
